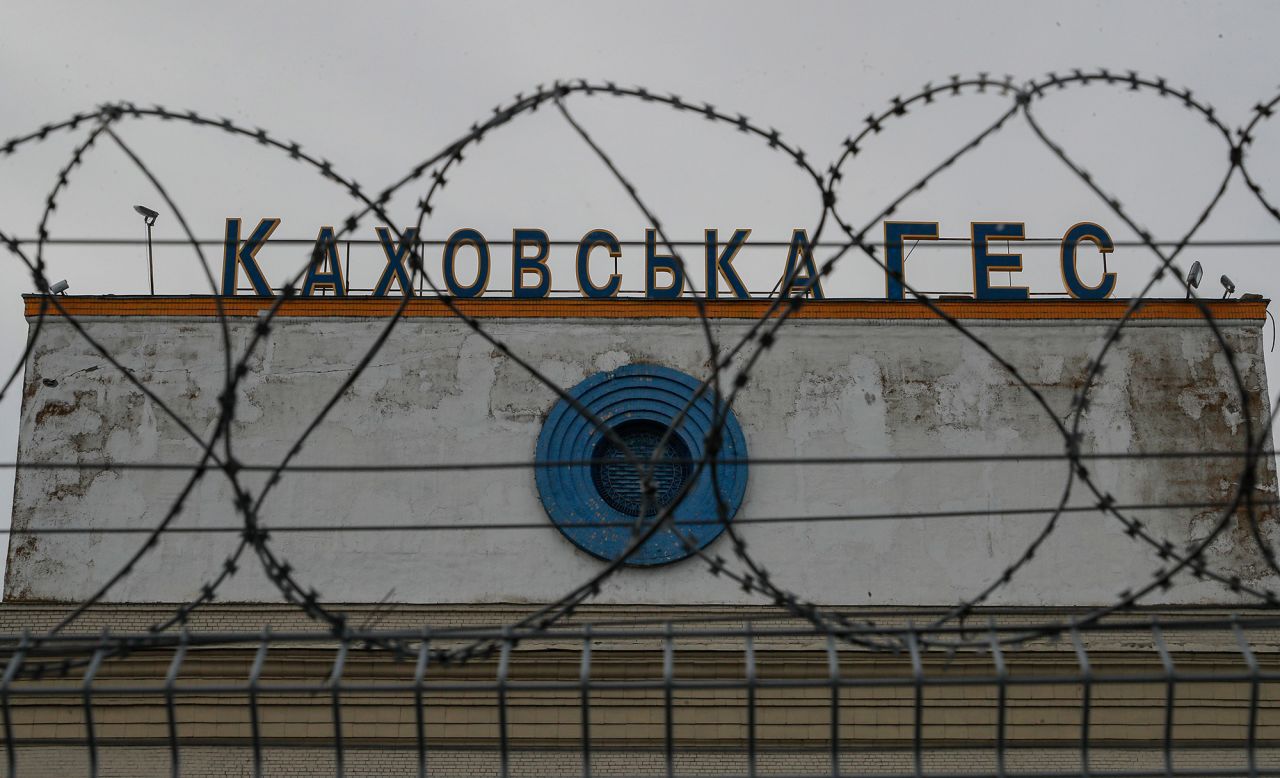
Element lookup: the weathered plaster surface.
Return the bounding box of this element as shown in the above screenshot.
[5,314,1276,605]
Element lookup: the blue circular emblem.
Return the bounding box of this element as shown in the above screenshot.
[535,364,749,566]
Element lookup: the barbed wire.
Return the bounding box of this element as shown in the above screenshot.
[0,70,1278,776]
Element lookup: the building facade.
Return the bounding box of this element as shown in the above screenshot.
[1,295,1277,776]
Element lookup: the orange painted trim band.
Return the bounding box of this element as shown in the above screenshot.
[23,295,1269,321]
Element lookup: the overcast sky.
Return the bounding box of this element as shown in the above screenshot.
[1,0,1278,586]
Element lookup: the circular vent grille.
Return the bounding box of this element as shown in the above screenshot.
[534,364,749,566]
[591,421,693,517]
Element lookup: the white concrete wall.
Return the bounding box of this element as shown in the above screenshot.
[5,310,1277,605]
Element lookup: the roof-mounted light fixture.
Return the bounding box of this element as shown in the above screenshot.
[133,205,159,295]
[1185,261,1202,298]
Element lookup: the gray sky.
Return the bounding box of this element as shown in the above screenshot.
[1,0,1278,584]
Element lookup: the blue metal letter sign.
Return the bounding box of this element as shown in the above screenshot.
[218,219,1119,300]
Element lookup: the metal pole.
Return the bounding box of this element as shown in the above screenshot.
[146,222,155,295]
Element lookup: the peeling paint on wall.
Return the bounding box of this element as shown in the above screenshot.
[5,315,1276,606]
